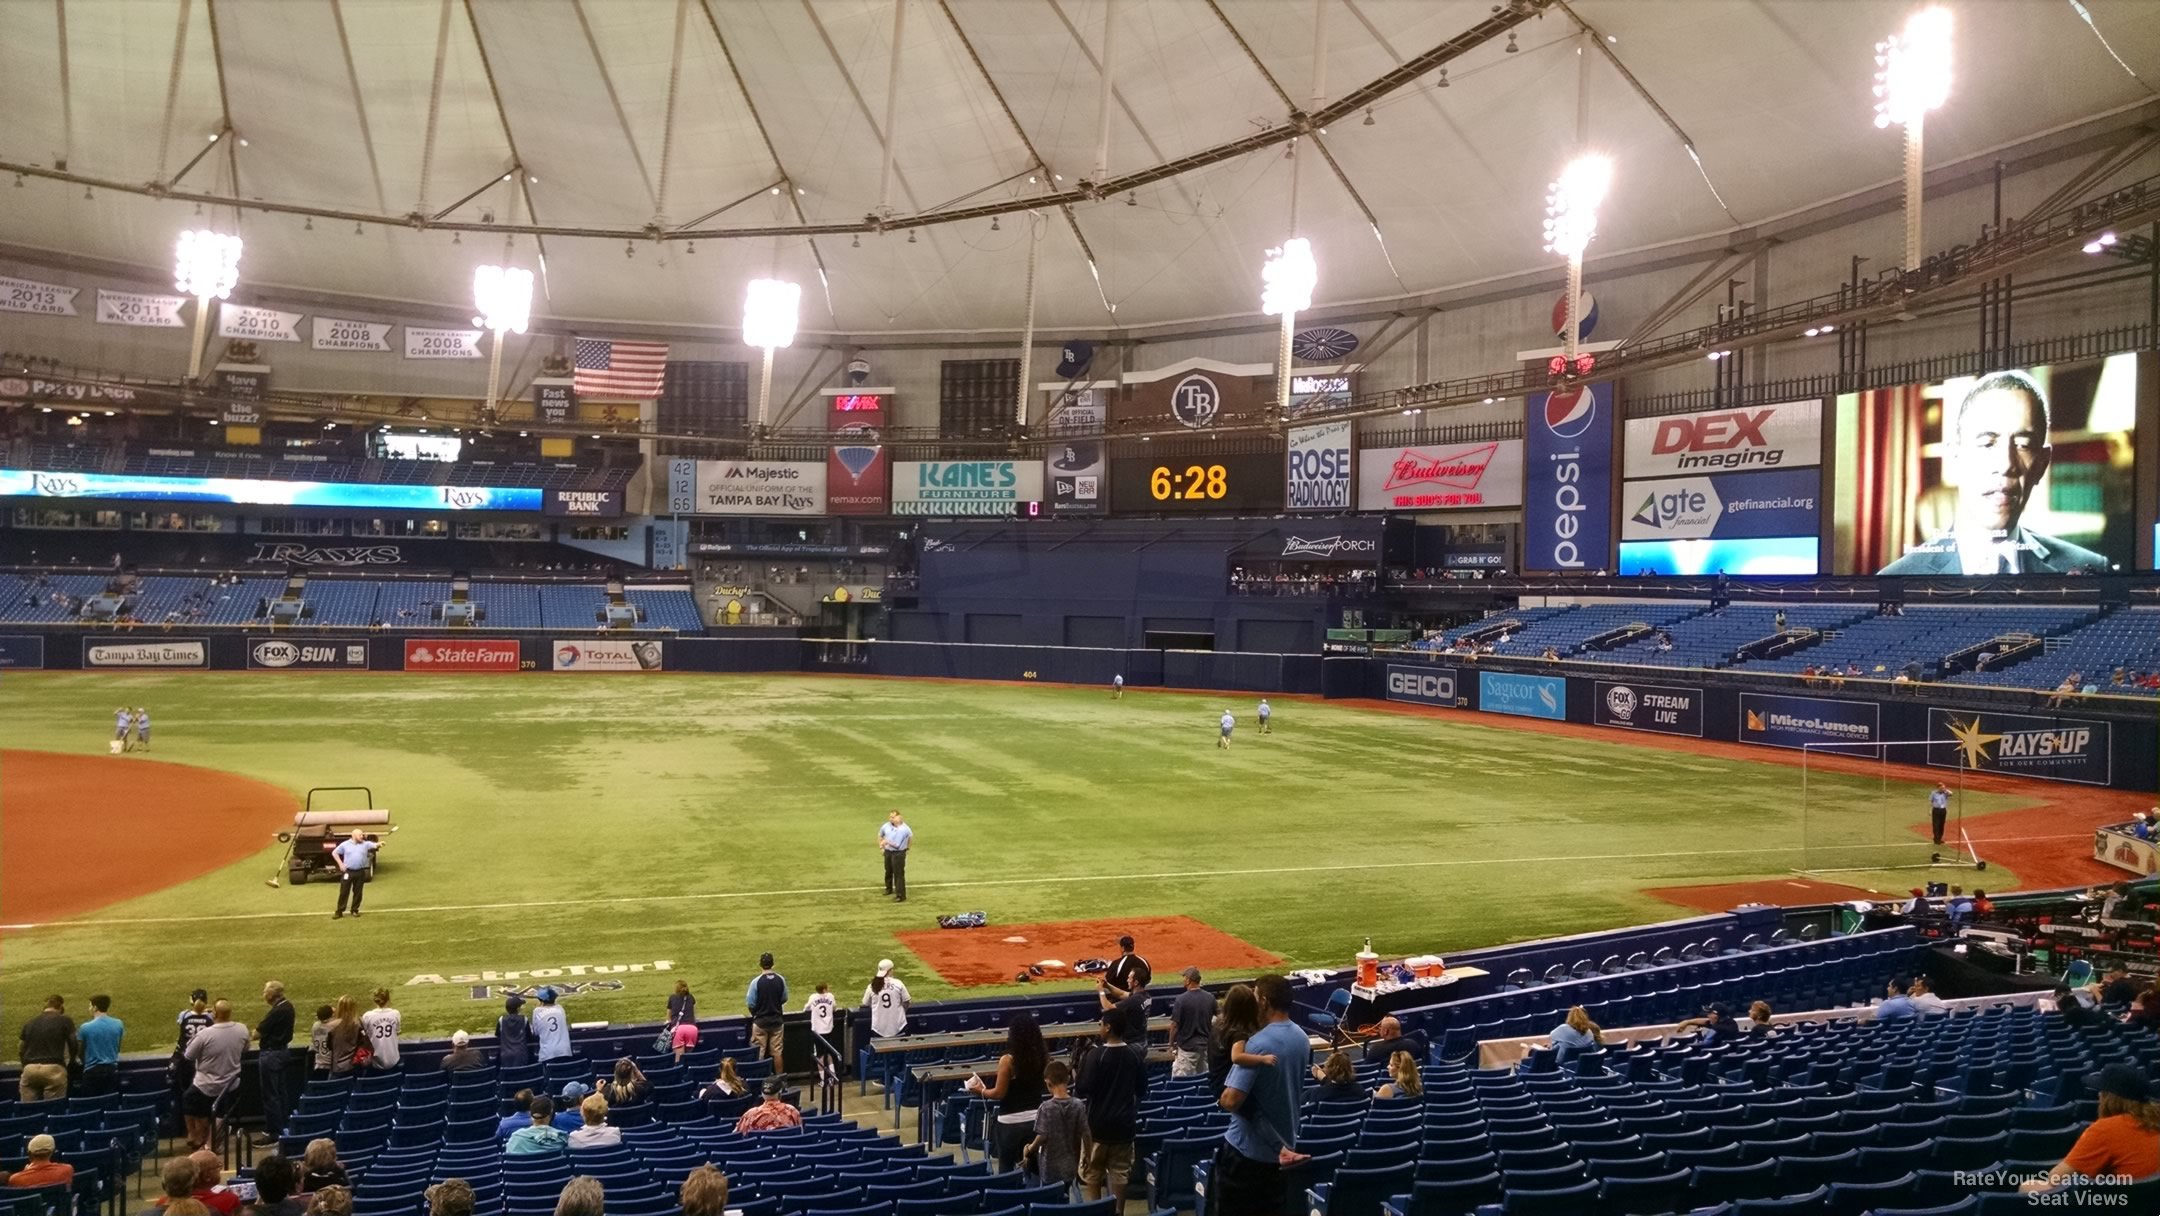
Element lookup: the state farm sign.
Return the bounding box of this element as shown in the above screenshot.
[1623,400,1821,477]
[403,639,522,672]
[1356,440,1523,511]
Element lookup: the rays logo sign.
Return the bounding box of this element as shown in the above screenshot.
[1170,374,1221,428]
[1523,383,1614,571]
[1927,709,2111,785]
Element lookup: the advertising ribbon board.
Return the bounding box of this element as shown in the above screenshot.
[1478,671,1567,720]
[1927,708,2111,786]
[1593,681,1703,736]
[248,639,370,670]
[0,469,539,512]
[1383,664,1457,707]
[892,461,1044,516]
[1738,692,1880,752]
[1286,420,1352,511]
[404,639,522,672]
[1357,440,1525,511]
[1624,400,1823,478]
[552,639,664,672]
[86,640,207,667]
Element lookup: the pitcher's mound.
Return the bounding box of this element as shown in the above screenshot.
[1644,877,1881,914]
[897,915,1281,987]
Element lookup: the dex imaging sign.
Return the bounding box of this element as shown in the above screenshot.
[1624,400,1822,477]
[1384,665,1456,707]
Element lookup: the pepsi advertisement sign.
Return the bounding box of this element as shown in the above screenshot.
[1523,383,1614,572]
[1383,664,1457,707]
[1739,692,1879,752]
[1479,671,1567,720]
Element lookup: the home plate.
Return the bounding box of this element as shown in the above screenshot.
[1002,935,1029,944]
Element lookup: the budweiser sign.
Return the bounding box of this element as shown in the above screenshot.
[403,639,522,672]
[1357,439,1524,511]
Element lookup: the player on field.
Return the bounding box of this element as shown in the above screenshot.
[1112,674,1124,699]
[1218,709,1234,750]
[1257,698,1271,734]
[134,707,151,752]
[113,707,133,753]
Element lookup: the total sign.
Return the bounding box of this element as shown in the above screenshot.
[1623,400,1822,477]
[1621,469,1822,541]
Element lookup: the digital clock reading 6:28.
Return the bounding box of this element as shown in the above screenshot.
[1148,463,1228,501]
[1110,453,1285,513]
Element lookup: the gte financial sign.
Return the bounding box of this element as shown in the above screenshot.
[1623,400,1823,478]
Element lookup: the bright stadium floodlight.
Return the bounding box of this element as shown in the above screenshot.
[174,229,243,380]
[743,278,801,432]
[1873,6,1952,271]
[1261,238,1317,417]
[1542,154,1612,363]
[472,264,534,419]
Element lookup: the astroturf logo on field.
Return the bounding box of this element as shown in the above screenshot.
[404,959,675,987]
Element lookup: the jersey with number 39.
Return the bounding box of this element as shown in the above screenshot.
[359,1007,401,1068]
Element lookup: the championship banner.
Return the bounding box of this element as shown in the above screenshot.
[892,460,1043,516]
[1620,469,1821,541]
[1478,671,1566,720]
[1357,440,1525,511]
[0,636,47,669]
[1624,400,1823,478]
[405,327,484,359]
[1383,664,1456,707]
[543,488,624,517]
[533,378,576,424]
[1523,383,1614,571]
[313,317,394,351]
[1927,708,2111,786]
[247,638,369,670]
[1285,420,1352,511]
[665,459,697,514]
[827,445,890,515]
[96,289,187,328]
[85,639,206,668]
[552,639,664,672]
[217,304,303,343]
[1738,692,1879,752]
[0,275,80,317]
[1046,440,1104,516]
[1593,681,1703,737]
[404,639,521,672]
[691,460,827,516]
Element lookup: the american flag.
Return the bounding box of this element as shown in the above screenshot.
[573,338,669,399]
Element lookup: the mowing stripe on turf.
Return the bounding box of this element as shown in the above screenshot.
[0,832,2094,932]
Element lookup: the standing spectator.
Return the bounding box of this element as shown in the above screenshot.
[1075,1008,1149,1214]
[77,994,125,1096]
[1098,980,1149,1066]
[1021,1059,1086,1196]
[439,1031,486,1072]
[17,995,78,1101]
[862,961,911,1042]
[566,1097,620,1149]
[531,989,571,1062]
[1103,937,1152,1001]
[1208,984,1262,1094]
[358,989,401,1070]
[805,984,842,1079]
[733,1078,804,1134]
[745,954,789,1066]
[308,1005,336,1080]
[183,1001,250,1151]
[300,1140,348,1191]
[1928,783,1952,846]
[668,1016,699,1063]
[666,981,697,1032]
[169,991,211,1119]
[503,1100,568,1156]
[677,1167,728,1216]
[966,1013,1047,1173]
[254,981,298,1146]
[330,830,377,919]
[1168,968,1217,1078]
[6,1135,73,1188]
[1213,974,1313,1216]
[245,1157,303,1216]
[598,1059,648,1106]
[324,996,362,1075]
[553,1179,602,1216]
[495,995,531,1068]
[877,810,912,902]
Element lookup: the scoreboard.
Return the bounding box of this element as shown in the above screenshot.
[1109,453,1285,513]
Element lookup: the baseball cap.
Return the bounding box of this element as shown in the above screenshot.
[451,1030,470,1047]
[504,994,525,1011]
[876,960,894,977]
[537,987,557,1002]
[560,1081,590,1101]
[2088,1063,2151,1103]
[26,1135,55,1155]
[762,1077,784,1096]
[1181,966,1202,983]
[190,988,209,1002]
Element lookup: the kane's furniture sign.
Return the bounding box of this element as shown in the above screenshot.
[1927,709,2111,786]
[1594,681,1703,736]
[691,460,827,516]
[1285,421,1352,511]
[248,639,369,670]
[1357,440,1524,511]
[87,640,207,668]
[404,639,521,672]
[553,639,664,672]
[1383,664,1457,707]
[893,461,1043,515]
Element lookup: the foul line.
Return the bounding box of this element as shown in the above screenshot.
[0,833,2097,933]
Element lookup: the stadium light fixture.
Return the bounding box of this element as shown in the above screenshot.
[1873,6,1952,271]
[743,278,801,431]
[1542,154,1612,364]
[174,229,242,381]
[471,264,533,419]
[1261,238,1317,417]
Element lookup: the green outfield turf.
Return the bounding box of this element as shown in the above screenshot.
[0,672,2029,1058]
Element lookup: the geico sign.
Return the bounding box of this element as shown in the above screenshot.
[1386,670,1454,700]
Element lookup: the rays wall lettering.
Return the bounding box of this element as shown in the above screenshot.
[467,981,625,1002]
[404,959,675,987]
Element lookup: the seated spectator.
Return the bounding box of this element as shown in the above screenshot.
[438,1031,485,1072]
[1902,888,1931,916]
[2019,1064,2160,1192]
[555,1179,602,1216]
[143,1158,197,1216]
[7,1134,74,1188]
[2124,989,2160,1033]
[504,1098,569,1156]
[2048,985,2105,1028]
[187,1151,241,1216]
[677,1166,729,1216]
[566,1096,620,1149]
[1547,1006,1603,1064]
[597,1058,648,1106]
[1971,889,1996,918]
[1873,979,1918,1022]
[423,1180,473,1216]
[495,1090,537,1141]
[1907,977,1950,1014]
[698,1059,746,1102]
[1358,1016,1428,1065]
[1743,1001,1776,1036]
[304,1188,350,1216]
[2098,964,2141,1007]
[552,1083,591,1131]
[166,1204,210,1216]
[1373,1049,1422,1100]
[299,1140,347,1193]
[733,1078,803,1134]
[244,1157,303,1216]
[1304,1052,1364,1106]
[1676,1005,1741,1042]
